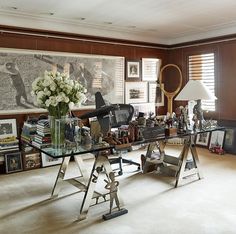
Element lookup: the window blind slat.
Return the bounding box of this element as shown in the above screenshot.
[188,53,215,111]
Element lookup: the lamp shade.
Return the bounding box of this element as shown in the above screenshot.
[175,80,217,101]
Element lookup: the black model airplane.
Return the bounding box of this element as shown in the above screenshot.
[79,92,118,135]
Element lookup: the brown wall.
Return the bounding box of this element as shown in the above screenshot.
[0,27,168,130]
[168,39,236,121]
[1,25,236,129]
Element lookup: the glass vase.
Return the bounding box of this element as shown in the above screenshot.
[49,116,66,149]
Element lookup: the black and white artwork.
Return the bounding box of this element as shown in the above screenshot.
[0,49,124,114]
[125,82,148,104]
[195,132,210,147]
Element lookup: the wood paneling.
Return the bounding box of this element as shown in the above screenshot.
[0,26,168,127]
[168,41,236,121]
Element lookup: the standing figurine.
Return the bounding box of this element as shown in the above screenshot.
[192,100,204,130]
[104,172,120,213]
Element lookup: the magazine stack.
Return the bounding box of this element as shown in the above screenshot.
[0,136,19,153]
[32,119,51,149]
[21,121,37,144]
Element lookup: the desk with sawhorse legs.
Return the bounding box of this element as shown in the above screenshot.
[29,142,127,221]
[141,127,223,187]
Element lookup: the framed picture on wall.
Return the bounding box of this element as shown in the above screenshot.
[5,151,23,173]
[125,82,148,104]
[195,132,211,147]
[142,58,161,81]
[126,60,141,80]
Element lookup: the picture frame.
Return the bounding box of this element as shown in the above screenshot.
[0,48,124,114]
[142,58,161,81]
[41,152,62,167]
[126,60,141,80]
[209,130,225,150]
[0,119,17,139]
[223,127,236,154]
[22,152,41,170]
[131,103,156,118]
[148,82,164,106]
[195,132,211,147]
[5,151,23,173]
[125,82,148,104]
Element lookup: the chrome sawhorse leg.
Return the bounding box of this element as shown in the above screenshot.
[175,135,203,187]
[78,153,124,221]
[51,155,90,198]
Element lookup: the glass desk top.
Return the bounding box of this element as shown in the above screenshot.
[27,142,114,158]
[26,126,224,158]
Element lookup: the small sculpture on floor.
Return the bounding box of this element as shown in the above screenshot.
[104,172,120,213]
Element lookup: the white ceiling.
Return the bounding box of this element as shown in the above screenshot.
[1,0,236,45]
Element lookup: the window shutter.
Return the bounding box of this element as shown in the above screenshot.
[188,53,215,111]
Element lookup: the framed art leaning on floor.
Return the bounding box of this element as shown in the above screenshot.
[5,151,23,173]
[195,132,211,147]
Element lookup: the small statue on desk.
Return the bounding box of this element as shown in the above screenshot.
[192,100,204,131]
[175,106,189,133]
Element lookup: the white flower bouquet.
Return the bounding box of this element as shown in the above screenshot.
[31,71,87,118]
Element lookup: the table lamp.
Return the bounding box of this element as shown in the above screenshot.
[175,79,217,131]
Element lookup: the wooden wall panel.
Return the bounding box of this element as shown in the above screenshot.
[0,28,168,127]
[168,43,235,120]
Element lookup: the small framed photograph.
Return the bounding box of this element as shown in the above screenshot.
[126,60,141,80]
[22,152,41,170]
[148,82,164,106]
[41,152,62,167]
[195,132,211,147]
[125,82,148,104]
[5,151,23,173]
[0,119,17,139]
[142,58,161,81]
[209,130,225,150]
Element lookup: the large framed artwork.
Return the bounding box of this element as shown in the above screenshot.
[0,48,124,114]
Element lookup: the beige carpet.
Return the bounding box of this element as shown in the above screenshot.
[0,146,236,234]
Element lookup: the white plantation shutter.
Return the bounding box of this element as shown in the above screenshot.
[188,53,215,111]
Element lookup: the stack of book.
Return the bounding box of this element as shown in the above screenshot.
[0,136,19,153]
[32,119,51,148]
[21,122,37,143]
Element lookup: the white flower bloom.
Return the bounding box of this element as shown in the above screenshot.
[31,71,86,114]
[50,83,56,91]
[69,102,74,109]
